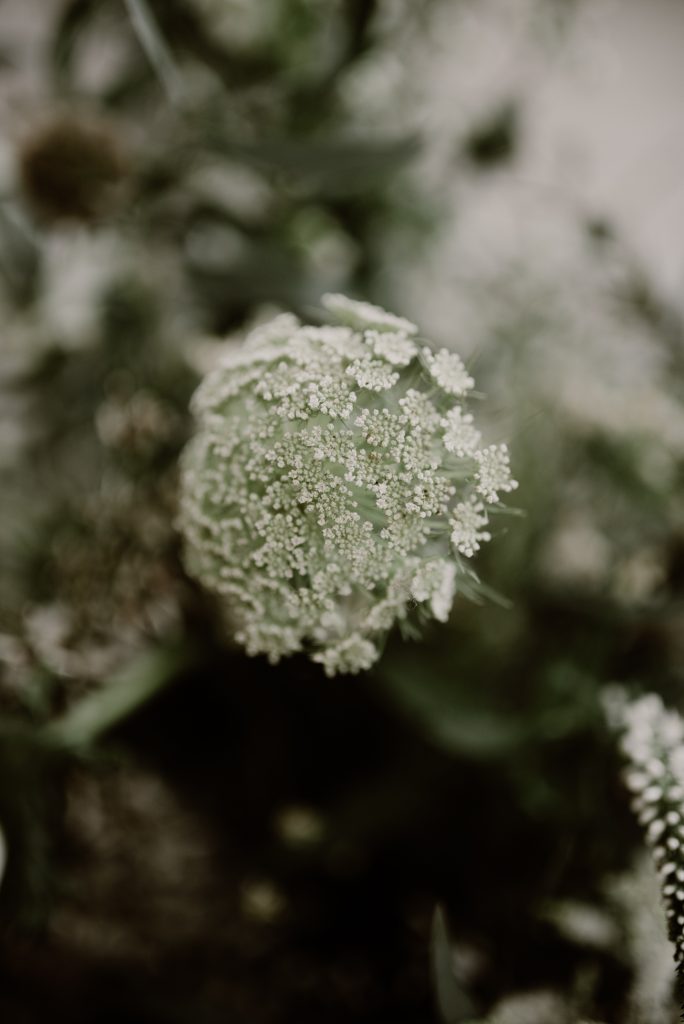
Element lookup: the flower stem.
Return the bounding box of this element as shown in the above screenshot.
[123,0,185,107]
[44,643,189,751]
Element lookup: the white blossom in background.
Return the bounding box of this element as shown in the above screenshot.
[608,856,677,1022]
[606,687,684,972]
[179,296,517,675]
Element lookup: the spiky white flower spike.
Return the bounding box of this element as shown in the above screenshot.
[606,688,684,983]
[179,295,518,675]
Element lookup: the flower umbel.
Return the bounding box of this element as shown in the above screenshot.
[606,689,684,973]
[179,295,518,675]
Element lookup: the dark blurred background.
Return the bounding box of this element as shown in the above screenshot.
[0,1,683,1021]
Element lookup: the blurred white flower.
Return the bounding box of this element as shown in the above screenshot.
[608,855,677,1024]
[240,878,285,923]
[274,804,325,847]
[538,516,612,591]
[322,293,418,335]
[38,230,124,350]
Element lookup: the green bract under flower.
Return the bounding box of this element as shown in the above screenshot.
[179,295,517,675]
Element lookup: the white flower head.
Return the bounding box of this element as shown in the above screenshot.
[410,559,457,622]
[449,497,491,557]
[441,406,481,456]
[365,329,418,367]
[346,356,400,392]
[422,347,474,397]
[475,444,518,504]
[312,634,378,677]
[179,297,518,674]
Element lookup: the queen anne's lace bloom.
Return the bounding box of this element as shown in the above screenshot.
[441,406,481,456]
[475,444,518,503]
[422,347,474,397]
[450,498,491,557]
[366,330,418,367]
[606,689,684,970]
[179,296,518,675]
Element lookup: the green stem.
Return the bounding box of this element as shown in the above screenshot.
[44,643,189,751]
[123,0,185,107]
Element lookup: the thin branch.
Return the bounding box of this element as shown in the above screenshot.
[123,0,185,107]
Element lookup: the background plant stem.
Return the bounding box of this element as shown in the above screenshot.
[44,644,187,751]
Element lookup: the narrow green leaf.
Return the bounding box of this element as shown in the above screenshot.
[431,905,474,1024]
[123,0,185,105]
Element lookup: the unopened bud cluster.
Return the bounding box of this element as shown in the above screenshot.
[607,689,684,966]
[179,295,517,675]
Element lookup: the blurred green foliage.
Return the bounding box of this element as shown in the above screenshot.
[0,1,682,1022]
